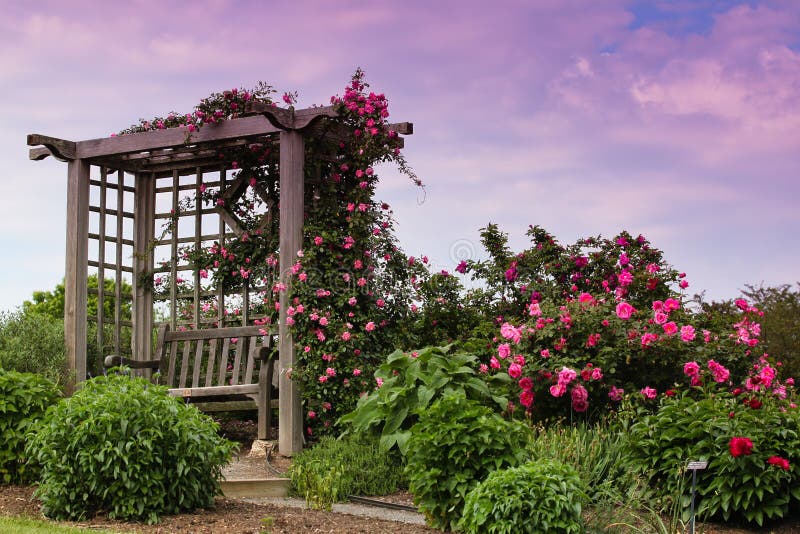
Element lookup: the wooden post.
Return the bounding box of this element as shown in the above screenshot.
[64,159,90,394]
[133,173,155,366]
[278,130,304,455]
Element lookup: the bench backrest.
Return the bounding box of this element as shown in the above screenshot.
[154,324,275,390]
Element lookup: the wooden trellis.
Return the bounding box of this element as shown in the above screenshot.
[28,104,413,455]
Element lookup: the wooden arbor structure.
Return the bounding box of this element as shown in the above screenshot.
[27,104,413,455]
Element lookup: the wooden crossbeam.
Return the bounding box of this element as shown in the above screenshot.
[88,233,135,246]
[88,206,134,219]
[88,261,134,273]
[89,179,136,193]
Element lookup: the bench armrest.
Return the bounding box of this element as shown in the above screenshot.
[104,355,161,370]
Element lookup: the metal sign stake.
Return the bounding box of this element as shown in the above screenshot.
[686,460,708,534]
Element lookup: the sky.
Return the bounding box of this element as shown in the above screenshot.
[0,0,798,312]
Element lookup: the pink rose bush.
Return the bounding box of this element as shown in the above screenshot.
[460,225,766,420]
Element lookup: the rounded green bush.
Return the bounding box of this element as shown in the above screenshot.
[461,459,587,534]
[404,393,531,532]
[0,369,61,483]
[25,373,236,524]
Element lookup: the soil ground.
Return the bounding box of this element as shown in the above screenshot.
[6,483,800,533]
[4,419,799,533]
[0,484,437,533]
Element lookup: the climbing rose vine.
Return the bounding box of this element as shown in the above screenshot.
[123,70,427,438]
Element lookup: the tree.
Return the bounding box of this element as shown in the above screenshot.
[742,283,800,378]
[23,274,132,321]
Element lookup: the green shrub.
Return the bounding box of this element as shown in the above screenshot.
[0,369,60,483]
[0,311,68,387]
[25,373,236,524]
[404,393,530,531]
[290,433,405,510]
[460,459,587,534]
[527,422,634,500]
[622,387,800,526]
[524,421,659,532]
[339,345,510,454]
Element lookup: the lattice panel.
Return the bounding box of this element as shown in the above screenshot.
[151,167,276,330]
[87,167,135,372]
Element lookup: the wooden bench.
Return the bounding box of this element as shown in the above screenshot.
[105,324,278,440]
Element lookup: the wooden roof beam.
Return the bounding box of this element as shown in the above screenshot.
[27,134,76,161]
[247,102,413,136]
[75,115,283,159]
[28,107,412,165]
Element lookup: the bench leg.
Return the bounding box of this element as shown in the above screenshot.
[257,383,269,440]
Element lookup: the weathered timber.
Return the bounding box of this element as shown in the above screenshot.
[27,134,76,160]
[64,159,89,392]
[278,129,304,455]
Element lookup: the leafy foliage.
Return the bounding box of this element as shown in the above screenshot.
[527,422,633,502]
[339,345,510,454]
[404,272,490,349]
[465,224,681,318]
[404,393,530,531]
[26,373,236,524]
[742,283,800,378]
[460,459,587,534]
[0,370,60,483]
[0,311,68,386]
[22,274,132,322]
[289,432,405,510]
[622,379,800,526]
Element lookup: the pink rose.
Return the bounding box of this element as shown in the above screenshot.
[608,385,624,401]
[497,343,511,359]
[519,390,535,408]
[617,270,633,287]
[680,325,696,342]
[615,302,635,319]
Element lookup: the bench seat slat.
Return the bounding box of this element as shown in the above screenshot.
[178,340,192,388]
[244,337,257,384]
[191,339,204,388]
[217,338,231,387]
[166,339,179,386]
[204,338,217,388]
[230,338,243,386]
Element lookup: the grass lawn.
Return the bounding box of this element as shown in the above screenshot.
[0,516,116,534]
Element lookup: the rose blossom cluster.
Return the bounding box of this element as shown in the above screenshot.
[480,235,768,419]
